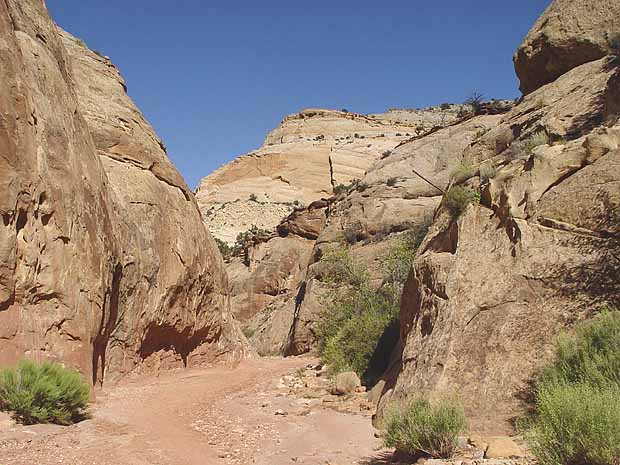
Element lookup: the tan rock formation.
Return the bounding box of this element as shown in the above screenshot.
[0,0,122,381]
[385,55,620,432]
[228,202,328,355]
[60,31,245,379]
[0,0,244,385]
[514,0,620,94]
[285,115,503,355]
[196,107,462,244]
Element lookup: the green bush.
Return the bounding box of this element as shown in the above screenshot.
[524,309,620,465]
[317,248,399,379]
[537,310,620,389]
[0,360,90,425]
[317,228,428,381]
[215,237,232,262]
[525,131,549,154]
[442,186,477,218]
[383,397,467,459]
[449,161,476,182]
[526,384,620,465]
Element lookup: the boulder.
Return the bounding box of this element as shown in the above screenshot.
[485,437,524,459]
[366,380,386,409]
[333,372,361,395]
[514,0,620,94]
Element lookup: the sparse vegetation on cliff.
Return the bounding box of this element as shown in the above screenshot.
[215,237,232,262]
[0,360,90,425]
[442,186,478,218]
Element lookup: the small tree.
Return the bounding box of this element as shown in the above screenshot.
[214,238,232,262]
[464,92,484,115]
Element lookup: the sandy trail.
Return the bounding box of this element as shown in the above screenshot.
[0,356,384,465]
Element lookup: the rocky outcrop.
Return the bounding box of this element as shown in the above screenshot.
[60,31,245,380]
[285,115,504,355]
[228,202,328,355]
[514,0,620,94]
[383,12,620,432]
[196,107,462,244]
[0,0,244,384]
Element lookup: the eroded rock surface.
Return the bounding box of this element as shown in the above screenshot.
[285,115,503,355]
[385,50,620,433]
[514,0,620,94]
[196,107,463,244]
[0,1,244,385]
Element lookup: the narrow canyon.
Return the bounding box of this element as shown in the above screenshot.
[0,0,618,464]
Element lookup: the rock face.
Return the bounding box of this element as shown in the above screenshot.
[199,106,464,354]
[196,107,463,244]
[285,114,503,355]
[229,202,328,355]
[514,0,620,94]
[0,0,244,384]
[384,14,620,432]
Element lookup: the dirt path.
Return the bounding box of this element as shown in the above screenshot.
[0,357,384,465]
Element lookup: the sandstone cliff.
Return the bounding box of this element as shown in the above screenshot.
[196,107,463,244]
[380,0,620,432]
[0,0,244,385]
[285,114,505,355]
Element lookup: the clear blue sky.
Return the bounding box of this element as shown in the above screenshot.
[47,1,549,189]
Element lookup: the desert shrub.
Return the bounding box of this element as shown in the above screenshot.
[318,228,427,380]
[342,222,365,245]
[526,384,620,465]
[403,192,417,200]
[341,108,349,113]
[0,360,90,425]
[449,161,476,182]
[386,177,398,187]
[356,182,369,192]
[383,397,467,459]
[479,160,497,184]
[333,184,349,195]
[215,237,232,262]
[442,186,477,218]
[381,150,392,159]
[525,131,549,154]
[248,193,258,202]
[537,309,620,390]
[440,103,451,110]
[524,309,620,465]
[317,252,397,379]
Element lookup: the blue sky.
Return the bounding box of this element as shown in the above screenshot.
[47,1,549,189]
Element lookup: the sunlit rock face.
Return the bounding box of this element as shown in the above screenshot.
[0,0,246,385]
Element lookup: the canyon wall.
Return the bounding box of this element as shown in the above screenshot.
[196,107,463,244]
[0,0,244,385]
[380,0,620,432]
